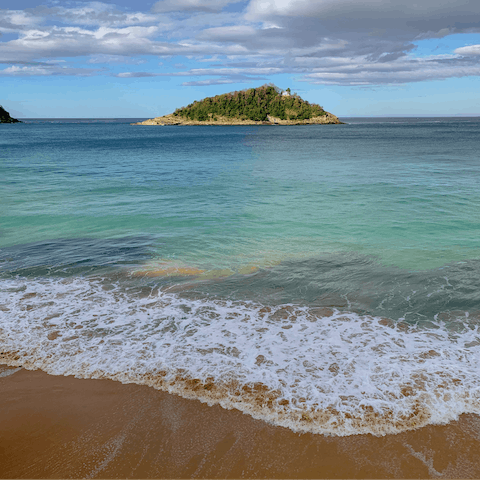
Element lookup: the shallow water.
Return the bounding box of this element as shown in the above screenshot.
[1,117,480,436]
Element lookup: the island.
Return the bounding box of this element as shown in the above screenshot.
[0,105,21,123]
[133,85,342,126]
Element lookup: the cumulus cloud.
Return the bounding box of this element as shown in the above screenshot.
[455,44,480,55]
[26,4,161,27]
[0,24,165,62]
[245,0,480,36]
[1,0,480,85]
[0,9,43,33]
[240,0,480,66]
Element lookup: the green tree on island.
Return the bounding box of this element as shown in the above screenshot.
[172,85,325,122]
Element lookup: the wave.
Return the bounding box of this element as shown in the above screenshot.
[1,276,480,436]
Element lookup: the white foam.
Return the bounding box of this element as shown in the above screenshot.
[1,276,480,436]
[0,365,22,378]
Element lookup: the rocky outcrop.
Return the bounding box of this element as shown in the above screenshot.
[133,112,342,126]
[266,112,342,125]
[0,106,21,123]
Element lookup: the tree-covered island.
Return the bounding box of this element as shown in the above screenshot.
[134,85,342,125]
[0,105,21,123]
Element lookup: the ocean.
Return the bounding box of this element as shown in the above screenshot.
[1,117,480,437]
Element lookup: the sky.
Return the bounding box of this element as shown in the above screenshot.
[1,0,480,118]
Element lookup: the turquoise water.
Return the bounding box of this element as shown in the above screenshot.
[1,117,480,435]
[2,119,479,268]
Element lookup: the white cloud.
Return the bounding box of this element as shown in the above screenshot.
[28,3,161,27]
[1,0,480,86]
[0,9,43,33]
[182,78,239,85]
[197,25,256,41]
[117,66,281,77]
[152,0,238,13]
[0,64,98,76]
[88,54,147,64]
[455,45,480,55]
[1,65,50,75]
[245,0,480,28]
[117,71,158,77]
[300,54,480,85]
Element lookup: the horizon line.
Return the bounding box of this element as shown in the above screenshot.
[15,114,480,119]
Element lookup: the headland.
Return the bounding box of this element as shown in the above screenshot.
[0,105,21,123]
[133,85,342,126]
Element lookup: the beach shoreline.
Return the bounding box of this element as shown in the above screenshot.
[1,366,480,479]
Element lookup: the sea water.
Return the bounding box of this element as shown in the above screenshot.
[1,117,480,436]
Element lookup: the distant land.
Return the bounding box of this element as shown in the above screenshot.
[134,85,342,126]
[0,106,21,124]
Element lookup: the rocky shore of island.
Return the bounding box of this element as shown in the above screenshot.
[133,112,342,126]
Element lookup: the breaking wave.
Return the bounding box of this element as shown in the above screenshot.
[1,276,480,436]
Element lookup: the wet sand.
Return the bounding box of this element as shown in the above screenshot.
[1,366,480,478]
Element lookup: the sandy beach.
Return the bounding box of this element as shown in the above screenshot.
[1,366,480,479]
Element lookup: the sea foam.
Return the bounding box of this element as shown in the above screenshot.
[1,276,480,436]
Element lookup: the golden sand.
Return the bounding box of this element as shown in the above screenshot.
[1,367,480,478]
